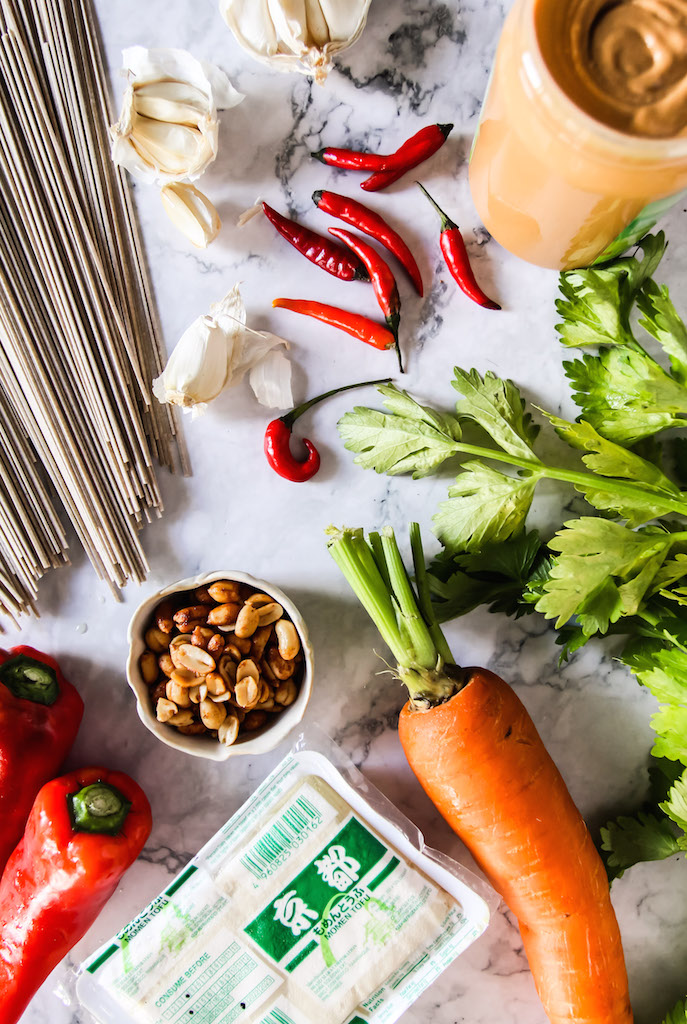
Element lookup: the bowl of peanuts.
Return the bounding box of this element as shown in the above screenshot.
[126,571,314,759]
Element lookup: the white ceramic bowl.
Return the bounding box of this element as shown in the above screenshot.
[126,570,314,760]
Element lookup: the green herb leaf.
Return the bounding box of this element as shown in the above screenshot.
[451,368,540,461]
[660,770,687,832]
[563,348,687,444]
[637,278,687,385]
[600,811,681,880]
[535,519,675,634]
[623,644,687,705]
[376,384,463,439]
[661,997,687,1024]
[433,463,537,554]
[652,705,687,763]
[338,403,460,479]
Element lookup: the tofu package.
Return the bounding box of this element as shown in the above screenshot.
[76,727,495,1024]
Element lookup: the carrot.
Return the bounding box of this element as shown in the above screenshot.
[327,523,634,1024]
[398,669,633,1024]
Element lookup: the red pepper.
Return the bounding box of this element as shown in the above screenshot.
[328,226,403,372]
[264,378,391,482]
[361,124,453,192]
[272,297,397,353]
[417,183,501,310]
[262,201,367,282]
[0,645,83,873]
[312,146,387,171]
[312,189,424,297]
[0,765,152,1024]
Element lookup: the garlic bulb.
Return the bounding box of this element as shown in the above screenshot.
[219,0,372,83]
[152,285,293,417]
[110,47,243,186]
[160,183,221,248]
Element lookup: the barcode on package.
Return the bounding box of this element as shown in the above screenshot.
[259,1010,296,1024]
[240,797,321,880]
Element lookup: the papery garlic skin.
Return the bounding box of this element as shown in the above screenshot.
[153,285,293,417]
[110,47,243,186]
[161,183,221,248]
[220,0,372,83]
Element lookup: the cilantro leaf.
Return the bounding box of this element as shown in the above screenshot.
[637,278,687,385]
[652,705,687,763]
[623,644,687,705]
[433,463,537,554]
[662,997,687,1024]
[451,368,540,461]
[338,387,461,479]
[660,770,687,833]
[600,811,681,880]
[534,519,675,634]
[563,347,687,444]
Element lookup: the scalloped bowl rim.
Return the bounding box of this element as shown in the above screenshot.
[126,570,314,761]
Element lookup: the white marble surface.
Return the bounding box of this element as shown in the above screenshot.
[11,1,687,1023]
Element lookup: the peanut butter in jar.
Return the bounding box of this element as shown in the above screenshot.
[469,0,687,270]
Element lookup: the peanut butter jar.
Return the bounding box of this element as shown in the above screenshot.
[469,0,687,270]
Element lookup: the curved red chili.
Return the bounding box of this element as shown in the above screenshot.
[312,146,387,171]
[262,202,368,282]
[417,183,501,310]
[312,190,424,296]
[272,297,397,351]
[328,226,403,372]
[264,378,391,483]
[361,124,453,192]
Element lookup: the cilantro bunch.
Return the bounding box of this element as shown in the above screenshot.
[338,234,687,878]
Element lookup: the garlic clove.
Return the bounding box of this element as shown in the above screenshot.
[152,314,231,415]
[160,183,221,248]
[133,81,210,128]
[129,116,209,177]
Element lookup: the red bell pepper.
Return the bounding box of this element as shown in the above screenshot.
[0,645,84,872]
[0,765,152,1024]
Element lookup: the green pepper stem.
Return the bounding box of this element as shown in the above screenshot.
[0,655,59,705]
[281,377,392,429]
[416,181,456,232]
[68,782,131,835]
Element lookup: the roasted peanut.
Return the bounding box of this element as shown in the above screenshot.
[158,653,175,677]
[166,680,192,707]
[170,668,199,689]
[234,677,260,709]
[188,684,207,704]
[168,709,195,728]
[139,650,159,685]
[275,619,300,660]
[191,626,214,649]
[211,690,234,703]
[218,713,240,746]
[236,658,260,684]
[257,602,283,626]
[217,655,237,688]
[154,600,176,634]
[266,647,295,680]
[243,710,268,732]
[207,602,241,627]
[156,697,178,722]
[235,603,259,638]
[207,633,226,657]
[206,672,228,697]
[151,680,168,703]
[260,695,275,711]
[260,657,277,683]
[145,626,169,653]
[274,678,298,706]
[175,643,215,676]
[194,585,215,605]
[209,580,241,603]
[233,635,252,655]
[250,625,272,662]
[200,698,227,730]
[177,720,206,735]
[258,679,272,704]
[173,605,208,631]
[245,592,273,609]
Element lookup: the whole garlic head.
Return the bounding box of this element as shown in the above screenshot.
[110,47,243,186]
[220,0,372,83]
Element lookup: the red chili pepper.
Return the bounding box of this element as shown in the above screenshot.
[328,227,403,372]
[361,124,453,192]
[0,645,83,874]
[273,297,397,352]
[417,182,501,310]
[264,377,391,482]
[312,190,424,297]
[312,146,388,171]
[262,201,368,282]
[0,765,152,1024]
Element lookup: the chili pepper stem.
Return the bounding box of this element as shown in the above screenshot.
[416,181,455,231]
[281,377,393,429]
[68,782,131,834]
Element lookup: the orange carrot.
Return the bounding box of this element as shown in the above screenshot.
[398,669,633,1024]
[327,524,634,1024]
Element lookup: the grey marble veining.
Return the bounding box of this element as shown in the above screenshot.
[11,1,687,1023]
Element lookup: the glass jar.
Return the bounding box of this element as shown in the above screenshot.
[468,0,687,270]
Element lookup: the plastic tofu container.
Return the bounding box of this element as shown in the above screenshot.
[77,727,494,1024]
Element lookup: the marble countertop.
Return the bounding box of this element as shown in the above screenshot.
[13,1,687,1023]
